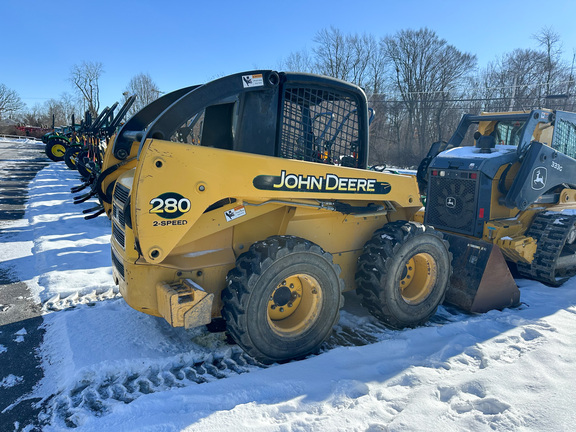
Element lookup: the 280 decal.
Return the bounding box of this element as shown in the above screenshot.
[149,192,191,219]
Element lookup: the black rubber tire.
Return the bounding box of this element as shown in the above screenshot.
[44,138,68,162]
[355,221,452,329]
[222,236,345,364]
[64,146,81,170]
[76,151,91,179]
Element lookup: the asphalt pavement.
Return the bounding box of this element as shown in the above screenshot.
[0,139,49,432]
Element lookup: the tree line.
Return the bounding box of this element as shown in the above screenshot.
[282,26,575,167]
[1,26,574,167]
[0,62,159,135]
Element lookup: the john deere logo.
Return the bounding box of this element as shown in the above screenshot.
[532,167,547,190]
[446,196,457,209]
[253,170,391,195]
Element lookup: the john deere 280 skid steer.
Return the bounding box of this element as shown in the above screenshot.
[419,109,576,309]
[108,70,454,363]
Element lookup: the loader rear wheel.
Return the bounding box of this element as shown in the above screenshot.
[222,236,344,364]
[355,221,451,329]
[45,138,68,162]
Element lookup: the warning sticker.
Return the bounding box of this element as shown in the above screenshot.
[242,74,264,88]
[225,205,247,222]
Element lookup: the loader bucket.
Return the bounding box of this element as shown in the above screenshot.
[442,233,520,313]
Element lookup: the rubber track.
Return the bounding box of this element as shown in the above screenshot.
[517,212,576,286]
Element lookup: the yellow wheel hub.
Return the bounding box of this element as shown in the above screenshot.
[52,144,66,157]
[399,252,437,305]
[267,274,322,336]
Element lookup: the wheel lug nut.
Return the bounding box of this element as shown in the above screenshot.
[279,307,284,312]
[288,303,293,307]
[271,305,276,310]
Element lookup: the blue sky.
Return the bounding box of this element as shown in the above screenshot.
[3,0,576,110]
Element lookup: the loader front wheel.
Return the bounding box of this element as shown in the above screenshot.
[355,221,451,329]
[222,236,344,364]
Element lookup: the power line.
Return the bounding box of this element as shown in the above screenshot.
[400,80,575,96]
[369,95,573,104]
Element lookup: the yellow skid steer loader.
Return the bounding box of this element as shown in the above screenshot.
[107,71,519,363]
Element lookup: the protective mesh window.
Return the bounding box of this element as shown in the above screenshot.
[279,87,360,167]
[553,118,576,158]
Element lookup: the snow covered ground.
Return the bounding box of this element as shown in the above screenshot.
[2,154,576,431]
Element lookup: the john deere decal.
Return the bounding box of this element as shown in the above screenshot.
[253,170,391,194]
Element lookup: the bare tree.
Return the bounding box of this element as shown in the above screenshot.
[383,28,476,158]
[122,73,161,117]
[312,27,382,92]
[533,26,565,96]
[69,61,103,117]
[313,27,351,81]
[0,83,25,119]
[281,50,314,73]
[481,49,552,111]
[42,93,81,127]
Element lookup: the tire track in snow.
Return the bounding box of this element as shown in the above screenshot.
[45,348,267,428]
[43,305,436,427]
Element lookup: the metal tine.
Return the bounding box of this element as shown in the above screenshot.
[74,190,96,204]
[71,182,91,193]
[84,208,105,220]
[83,204,103,214]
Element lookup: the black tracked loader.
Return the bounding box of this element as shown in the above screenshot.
[419,109,576,312]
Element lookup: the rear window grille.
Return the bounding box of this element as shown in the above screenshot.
[279,87,360,167]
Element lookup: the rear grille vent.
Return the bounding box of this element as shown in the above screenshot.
[113,222,125,249]
[111,250,125,278]
[115,205,125,227]
[426,176,478,235]
[114,183,130,205]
